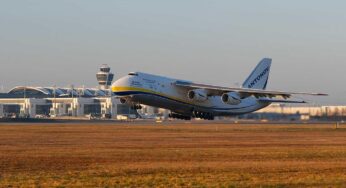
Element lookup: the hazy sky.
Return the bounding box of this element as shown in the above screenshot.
[0,1,345,104]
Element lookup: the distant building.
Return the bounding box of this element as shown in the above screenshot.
[250,104,346,121]
[0,86,136,119]
[256,104,324,116]
[0,64,141,120]
[7,86,108,98]
[138,105,170,119]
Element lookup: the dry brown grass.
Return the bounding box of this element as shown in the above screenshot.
[0,122,345,187]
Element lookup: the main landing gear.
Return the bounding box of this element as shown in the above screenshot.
[192,111,214,120]
[169,113,191,120]
[169,111,215,121]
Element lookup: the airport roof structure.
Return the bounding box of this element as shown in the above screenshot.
[6,86,110,98]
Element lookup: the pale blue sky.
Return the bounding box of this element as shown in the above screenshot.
[0,1,345,104]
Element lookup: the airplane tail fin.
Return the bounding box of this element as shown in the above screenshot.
[242,58,272,90]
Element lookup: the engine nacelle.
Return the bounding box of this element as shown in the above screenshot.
[187,89,208,102]
[221,92,241,105]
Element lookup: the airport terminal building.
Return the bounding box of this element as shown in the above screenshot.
[0,65,138,119]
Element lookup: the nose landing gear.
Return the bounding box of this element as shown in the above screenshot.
[131,104,142,110]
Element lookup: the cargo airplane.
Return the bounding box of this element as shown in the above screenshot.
[112,58,327,120]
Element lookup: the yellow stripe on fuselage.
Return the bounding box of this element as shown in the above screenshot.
[112,86,154,94]
[112,86,195,105]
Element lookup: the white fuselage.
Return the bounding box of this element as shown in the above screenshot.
[112,72,270,117]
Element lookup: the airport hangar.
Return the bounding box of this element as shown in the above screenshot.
[0,65,140,119]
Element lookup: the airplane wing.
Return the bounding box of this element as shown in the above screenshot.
[174,81,327,99]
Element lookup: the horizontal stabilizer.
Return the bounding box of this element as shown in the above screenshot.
[258,98,306,104]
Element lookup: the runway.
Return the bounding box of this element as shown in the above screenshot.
[0,122,345,187]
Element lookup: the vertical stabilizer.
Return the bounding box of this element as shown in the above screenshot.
[242,58,272,89]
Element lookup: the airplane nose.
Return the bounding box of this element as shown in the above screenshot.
[111,76,132,92]
[112,79,121,87]
[112,76,129,86]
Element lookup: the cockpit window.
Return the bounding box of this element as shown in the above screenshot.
[128,72,138,76]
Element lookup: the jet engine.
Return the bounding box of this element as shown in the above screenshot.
[187,89,208,102]
[221,92,241,105]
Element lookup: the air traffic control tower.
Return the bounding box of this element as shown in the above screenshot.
[96,64,114,90]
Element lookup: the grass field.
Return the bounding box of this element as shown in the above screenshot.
[0,122,345,187]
